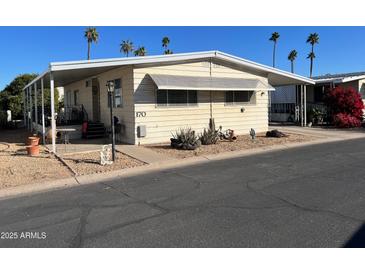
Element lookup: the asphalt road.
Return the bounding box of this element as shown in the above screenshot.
[1,138,365,247]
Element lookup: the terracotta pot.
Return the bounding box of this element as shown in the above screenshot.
[26,136,40,146]
[26,145,40,156]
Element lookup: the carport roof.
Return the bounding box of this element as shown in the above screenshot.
[24,50,315,90]
[313,71,365,84]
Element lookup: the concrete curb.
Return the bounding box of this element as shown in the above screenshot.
[1,133,364,200]
[0,177,79,201]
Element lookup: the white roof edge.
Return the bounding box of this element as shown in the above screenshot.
[342,75,365,83]
[49,51,216,72]
[215,51,315,85]
[23,69,50,90]
[24,50,315,89]
[314,74,365,84]
[50,51,216,67]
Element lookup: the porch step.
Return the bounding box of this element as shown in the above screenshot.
[85,122,106,139]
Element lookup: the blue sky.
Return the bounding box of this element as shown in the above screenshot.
[1,26,365,90]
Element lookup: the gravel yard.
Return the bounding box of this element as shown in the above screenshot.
[62,151,145,176]
[0,128,145,189]
[145,132,319,159]
[0,129,72,189]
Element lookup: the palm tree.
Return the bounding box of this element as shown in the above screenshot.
[84,27,99,60]
[307,52,316,77]
[134,46,147,56]
[306,33,319,77]
[120,40,134,57]
[162,37,173,54]
[287,50,298,73]
[269,32,280,67]
[162,36,170,49]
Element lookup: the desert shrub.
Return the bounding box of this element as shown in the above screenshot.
[307,107,325,125]
[199,128,219,145]
[171,127,201,150]
[333,113,362,128]
[325,86,364,127]
[266,129,287,138]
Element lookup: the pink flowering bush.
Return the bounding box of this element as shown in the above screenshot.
[333,113,362,128]
[325,86,364,128]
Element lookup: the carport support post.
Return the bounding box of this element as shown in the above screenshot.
[304,85,307,127]
[22,90,25,127]
[50,73,56,153]
[27,88,30,130]
[29,85,33,132]
[25,88,28,129]
[300,85,303,127]
[23,89,26,128]
[34,82,38,134]
[41,78,46,145]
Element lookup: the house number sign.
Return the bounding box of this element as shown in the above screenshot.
[136,111,146,117]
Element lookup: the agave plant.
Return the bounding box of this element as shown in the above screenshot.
[171,127,201,150]
[199,128,219,145]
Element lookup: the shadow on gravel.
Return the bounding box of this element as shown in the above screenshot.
[343,223,365,248]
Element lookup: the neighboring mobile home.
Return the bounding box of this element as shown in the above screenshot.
[271,71,365,123]
[23,51,314,151]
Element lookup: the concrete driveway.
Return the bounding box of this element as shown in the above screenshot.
[1,138,365,247]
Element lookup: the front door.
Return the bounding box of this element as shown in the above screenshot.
[92,78,100,122]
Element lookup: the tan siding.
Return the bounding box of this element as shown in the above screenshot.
[63,60,271,145]
[63,66,136,144]
[133,60,269,145]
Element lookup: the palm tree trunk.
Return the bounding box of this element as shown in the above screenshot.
[87,41,91,60]
[310,58,313,78]
[310,44,314,77]
[273,43,276,67]
[291,61,294,73]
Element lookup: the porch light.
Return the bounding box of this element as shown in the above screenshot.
[106,80,116,161]
[106,80,115,93]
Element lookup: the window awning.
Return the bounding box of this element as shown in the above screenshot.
[149,74,275,91]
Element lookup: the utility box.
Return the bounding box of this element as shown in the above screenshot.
[137,125,146,138]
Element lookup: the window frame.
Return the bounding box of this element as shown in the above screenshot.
[224,90,255,106]
[66,90,72,107]
[156,89,198,107]
[73,90,79,106]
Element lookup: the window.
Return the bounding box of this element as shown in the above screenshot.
[73,90,79,105]
[66,90,72,106]
[156,90,198,106]
[225,91,254,104]
[107,78,123,108]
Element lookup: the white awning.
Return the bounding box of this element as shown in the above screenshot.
[149,74,275,91]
